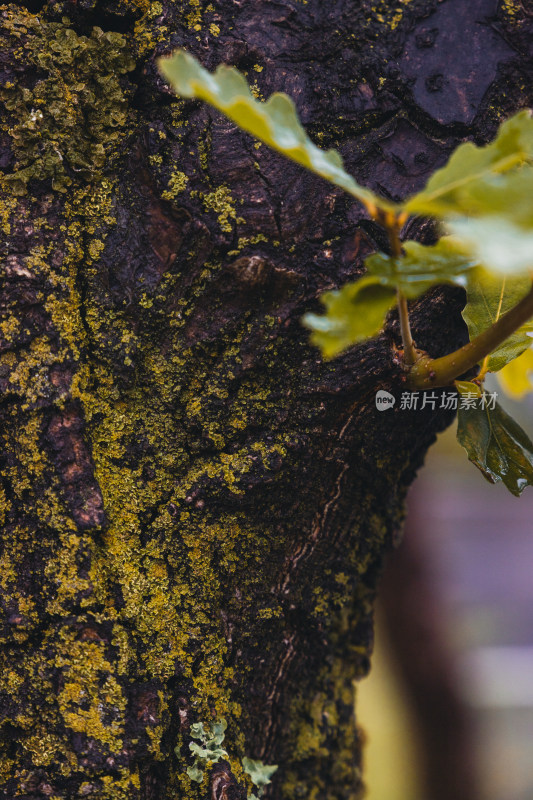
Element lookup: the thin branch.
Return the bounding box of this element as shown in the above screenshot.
[408,280,533,389]
[382,212,417,367]
[397,289,417,366]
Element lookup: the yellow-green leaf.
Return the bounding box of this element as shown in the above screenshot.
[404,112,533,277]
[447,215,533,275]
[186,765,204,783]
[302,277,396,359]
[404,110,533,217]
[158,49,391,214]
[444,165,533,228]
[497,346,533,399]
[454,379,482,397]
[242,758,278,789]
[461,269,533,372]
[365,237,478,297]
[443,166,533,274]
[456,391,533,496]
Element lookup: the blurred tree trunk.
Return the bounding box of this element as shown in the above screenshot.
[0,1,530,798]
[379,500,482,800]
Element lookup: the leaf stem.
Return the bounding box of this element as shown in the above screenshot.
[397,289,417,366]
[382,212,417,366]
[409,280,533,389]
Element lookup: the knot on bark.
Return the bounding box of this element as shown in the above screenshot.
[210,763,247,800]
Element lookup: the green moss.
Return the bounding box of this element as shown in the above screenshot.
[55,632,127,750]
[0,9,135,194]
[132,2,169,57]
[162,169,189,200]
[369,0,413,30]
[0,5,403,797]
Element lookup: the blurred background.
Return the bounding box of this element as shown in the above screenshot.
[358,383,533,800]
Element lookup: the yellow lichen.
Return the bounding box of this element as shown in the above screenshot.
[162,169,189,200]
[200,186,244,233]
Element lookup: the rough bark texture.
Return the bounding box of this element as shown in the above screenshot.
[0,1,531,798]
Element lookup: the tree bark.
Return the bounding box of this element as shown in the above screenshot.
[0,1,530,798]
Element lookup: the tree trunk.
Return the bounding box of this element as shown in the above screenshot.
[379,502,482,800]
[0,1,530,798]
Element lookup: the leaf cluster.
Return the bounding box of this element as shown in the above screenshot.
[158,50,533,495]
[183,719,229,783]
[182,718,277,797]
[456,382,533,496]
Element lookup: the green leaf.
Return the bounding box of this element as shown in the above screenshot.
[447,215,533,276]
[190,741,228,762]
[210,718,227,746]
[443,164,533,228]
[462,269,533,371]
[242,757,278,789]
[404,113,533,277]
[209,747,228,762]
[365,237,478,298]
[190,722,206,741]
[454,380,480,396]
[187,764,204,783]
[302,277,396,359]
[456,383,533,496]
[189,742,211,759]
[404,110,533,217]
[497,346,533,399]
[158,49,390,213]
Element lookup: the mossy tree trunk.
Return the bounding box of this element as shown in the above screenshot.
[0,1,530,798]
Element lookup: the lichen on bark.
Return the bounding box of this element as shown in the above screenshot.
[1,0,531,798]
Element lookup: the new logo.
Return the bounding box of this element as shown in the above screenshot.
[375,390,395,410]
